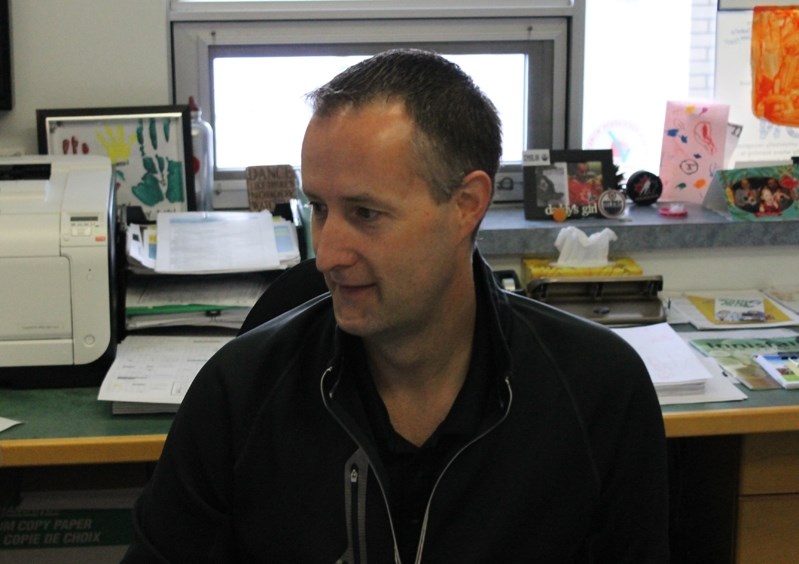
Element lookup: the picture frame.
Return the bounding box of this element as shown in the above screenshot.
[703,164,799,221]
[37,105,195,221]
[0,0,11,110]
[523,149,616,220]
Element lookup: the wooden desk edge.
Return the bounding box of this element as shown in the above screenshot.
[2,406,798,466]
[664,405,799,437]
[0,434,167,468]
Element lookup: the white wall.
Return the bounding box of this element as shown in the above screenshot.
[4,0,794,295]
[0,0,169,155]
[486,246,799,294]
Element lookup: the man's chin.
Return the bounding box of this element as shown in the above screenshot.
[332,309,370,337]
[335,321,372,338]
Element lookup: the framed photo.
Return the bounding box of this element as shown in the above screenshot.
[0,0,11,110]
[37,105,195,221]
[704,164,799,222]
[523,149,616,220]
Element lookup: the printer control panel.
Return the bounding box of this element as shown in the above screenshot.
[62,214,108,246]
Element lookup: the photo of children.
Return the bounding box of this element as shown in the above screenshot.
[730,174,796,217]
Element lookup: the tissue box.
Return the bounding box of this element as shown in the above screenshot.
[703,164,799,221]
[522,257,643,284]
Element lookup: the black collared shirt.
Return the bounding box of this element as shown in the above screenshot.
[343,299,494,562]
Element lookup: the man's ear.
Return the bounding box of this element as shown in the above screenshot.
[453,170,493,237]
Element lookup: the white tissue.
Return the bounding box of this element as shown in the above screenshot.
[554,226,617,267]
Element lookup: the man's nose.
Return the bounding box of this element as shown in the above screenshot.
[313,215,356,273]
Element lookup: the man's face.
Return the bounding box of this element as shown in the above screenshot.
[301,101,467,342]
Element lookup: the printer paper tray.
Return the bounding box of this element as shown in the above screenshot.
[0,339,73,367]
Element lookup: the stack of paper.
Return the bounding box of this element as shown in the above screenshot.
[663,290,799,330]
[765,286,799,316]
[612,322,718,402]
[125,273,272,330]
[124,210,301,331]
[98,335,233,414]
[126,210,301,274]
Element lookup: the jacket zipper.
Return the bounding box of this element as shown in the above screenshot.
[350,464,361,564]
[322,367,402,564]
[324,368,513,564]
[412,375,514,564]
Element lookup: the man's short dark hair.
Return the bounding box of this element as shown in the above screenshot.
[307,48,502,203]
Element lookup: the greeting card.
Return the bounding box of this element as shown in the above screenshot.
[658,101,729,204]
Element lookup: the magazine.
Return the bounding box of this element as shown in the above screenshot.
[752,352,799,389]
[690,334,799,389]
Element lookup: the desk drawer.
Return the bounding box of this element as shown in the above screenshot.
[740,432,799,495]
[736,493,799,564]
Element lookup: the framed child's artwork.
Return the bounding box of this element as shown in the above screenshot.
[37,105,195,221]
[523,149,616,220]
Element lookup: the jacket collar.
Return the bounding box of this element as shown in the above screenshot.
[471,248,514,409]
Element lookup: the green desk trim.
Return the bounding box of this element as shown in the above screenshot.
[0,387,171,467]
[3,381,799,467]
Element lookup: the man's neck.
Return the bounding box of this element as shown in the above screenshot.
[364,284,477,447]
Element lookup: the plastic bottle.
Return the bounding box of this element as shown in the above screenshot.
[189,96,215,211]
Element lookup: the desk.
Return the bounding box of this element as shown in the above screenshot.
[662,387,799,437]
[0,387,170,468]
[2,385,799,563]
[662,390,799,564]
[3,384,799,466]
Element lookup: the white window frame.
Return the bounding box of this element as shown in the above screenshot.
[170,0,577,21]
[170,1,585,207]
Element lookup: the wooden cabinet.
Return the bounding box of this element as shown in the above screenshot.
[736,432,799,563]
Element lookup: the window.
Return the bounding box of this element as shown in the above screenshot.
[211,47,532,171]
[171,3,583,207]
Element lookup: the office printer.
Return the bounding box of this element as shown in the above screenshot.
[0,155,117,387]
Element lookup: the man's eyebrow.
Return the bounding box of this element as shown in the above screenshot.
[343,193,383,205]
[304,189,390,208]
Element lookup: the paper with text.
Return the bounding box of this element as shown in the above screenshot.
[155,211,280,274]
[98,335,232,405]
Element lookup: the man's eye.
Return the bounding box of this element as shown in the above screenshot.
[355,207,381,221]
[307,201,327,216]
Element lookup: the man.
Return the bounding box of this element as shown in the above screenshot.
[123,49,669,563]
[568,161,603,206]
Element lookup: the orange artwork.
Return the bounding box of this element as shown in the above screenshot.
[751,6,799,126]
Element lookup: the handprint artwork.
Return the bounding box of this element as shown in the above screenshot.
[129,118,185,207]
[46,110,189,220]
[96,125,137,165]
[62,136,89,155]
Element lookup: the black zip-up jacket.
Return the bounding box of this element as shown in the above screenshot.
[123,253,669,563]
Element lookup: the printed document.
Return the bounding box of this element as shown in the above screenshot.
[612,322,747,404]
[98,335,232,405]
[155,211,281,273]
